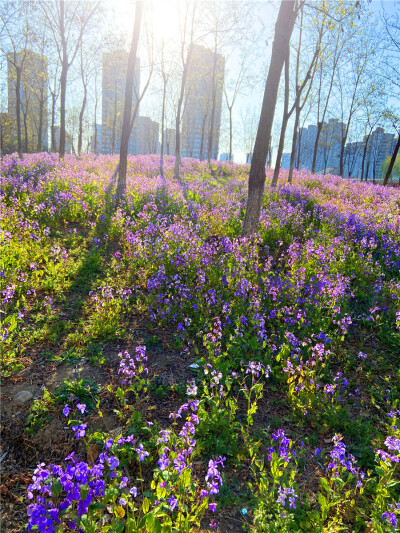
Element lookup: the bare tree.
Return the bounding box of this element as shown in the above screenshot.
[311,28,347,173]
[174,1,197,181]
[117,1,143,198]
[1,1,33,157]
[242,0,299,237]
[159,39,172,176]
[271,4,322,187]
[359,96,385,181]
[77,35,102,155]
[202,1,242,170]
[38,0,100,158]
[383,113,400,186]
[223,40,256,163]
[380,10,400,186]
[336,34,376,177]
[287,7,322,184]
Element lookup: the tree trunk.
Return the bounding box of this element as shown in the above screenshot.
[36,91,44,152]
[200,112,207,161]
[228,105,233,162]
[360,133,371,181]
[383,136,400,186]
[59,63,68,157]
[160,76,167,176]
[15,67,23,158]
[111,94,117,154]
[93,96,98,154]
[311,121,323,173]
[271,51,289,187]
[207,45,218,169]
[174,43,194,181]
[78,82,87,155]
[174,108,182,179]
[296,127,302,168]
[51,91,56,152]
[242,0,297,237]
[339,129,348,178]
[288,104,300,184]
[117,1,142,198]
[23,99,29,153]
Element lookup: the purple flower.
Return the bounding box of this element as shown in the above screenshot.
[209,502,217,512]
[381,511,398,528]
[168,494,178,511]
[63,404,71,417]
[135,443,149,462]
[158,453,169,471]
[130,486,138,497]
[119,477,128,489]
[76,403,87,414]
[107,456,119,470]
[276,486,297,508]
[71,423,87,439]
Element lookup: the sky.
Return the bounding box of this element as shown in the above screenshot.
[108,0,399,164]
[1,0,398,162]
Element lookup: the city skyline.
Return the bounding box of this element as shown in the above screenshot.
[281,120,396,180]
[6,49,48,153]
[181,44,225,161]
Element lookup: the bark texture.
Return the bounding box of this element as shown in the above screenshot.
[242,0,297,236]
[117,1,142,198]
[383,136,400,186]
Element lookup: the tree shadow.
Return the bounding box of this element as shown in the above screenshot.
[68,166,120,298]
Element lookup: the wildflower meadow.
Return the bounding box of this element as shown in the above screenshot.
[1,153,399,532]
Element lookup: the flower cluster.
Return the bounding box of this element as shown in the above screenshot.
[276,486,298,509]
[268,429,296,464]
[328,435,365,487]
[381,504,400,529]
[118,346,148,383]
[376,435,400,464]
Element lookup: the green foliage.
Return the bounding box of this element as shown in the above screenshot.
[25,388,55,435]
[54,378,102,411]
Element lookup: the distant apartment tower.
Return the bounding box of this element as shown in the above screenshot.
[6,50,48,153]
[90,124,102,153]
[295,118,344,174]
[343,141,364,178]
[54,126,72,154]
[181,45,224,160]
[136,116,159,155]
[163,128,176,156]
[101,50,140,154]
[364,127,396,180]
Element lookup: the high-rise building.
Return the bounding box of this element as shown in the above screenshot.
[181,45,224,161]
[101,50,140,154]
[137,116,160,155]
[343,141,364,178]
[7,50,48,153]
[364,127,396,181]
[163,128,176,156]
[220,153,233,162]
[54,126,72,154]
[294,119,344,174]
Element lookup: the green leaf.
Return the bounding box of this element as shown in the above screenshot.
[142,497,151,514]
[51,479,62,498]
